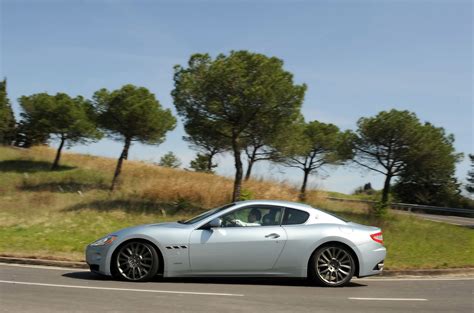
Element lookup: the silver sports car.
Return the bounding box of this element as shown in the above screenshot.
[86,200,386,287]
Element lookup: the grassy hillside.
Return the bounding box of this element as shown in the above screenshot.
[0,146,472,269]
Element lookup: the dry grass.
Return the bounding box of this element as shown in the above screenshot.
[23,146,309,208]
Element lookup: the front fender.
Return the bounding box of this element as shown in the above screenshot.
[104,234,167,276]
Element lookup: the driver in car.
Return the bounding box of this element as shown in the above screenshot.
[232,208,262,226]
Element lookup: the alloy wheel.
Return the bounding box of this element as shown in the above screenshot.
[116,242,156,281]
[315,246,353,286]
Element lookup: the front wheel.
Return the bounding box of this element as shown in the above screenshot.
[309,244,355,287]
[112,241,159,282]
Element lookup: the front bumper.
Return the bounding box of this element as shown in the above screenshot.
[85,244,113,276]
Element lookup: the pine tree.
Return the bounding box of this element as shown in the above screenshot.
[0,79,16,145]
[466,154,474,194]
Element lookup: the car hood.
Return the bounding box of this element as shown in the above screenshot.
[111,222,189,236]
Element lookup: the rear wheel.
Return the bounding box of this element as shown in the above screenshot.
[309,244,355,287]
[112,241,159,282]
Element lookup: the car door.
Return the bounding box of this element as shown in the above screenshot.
[188,205,287,274]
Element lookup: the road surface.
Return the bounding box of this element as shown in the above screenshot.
[1,263,473,313]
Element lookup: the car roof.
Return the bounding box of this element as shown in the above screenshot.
[233,199,314,210]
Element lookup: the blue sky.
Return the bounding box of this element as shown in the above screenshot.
[1,0,472,194]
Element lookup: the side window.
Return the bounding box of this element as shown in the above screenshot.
[220,206,283,227]
[282,208,309,225]
[260,206,283,226]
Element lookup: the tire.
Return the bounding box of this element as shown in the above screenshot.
[112,241,159,282]
[309,244,355,287]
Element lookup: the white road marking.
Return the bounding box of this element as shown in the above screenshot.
[356,277,474,282]
[0,280,245,297]
[349,297,428,301]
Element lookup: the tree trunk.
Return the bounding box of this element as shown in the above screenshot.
[244,146,258,181]
[381,174,392,205]
[110,137,131,191]
[231,137,243,201]
[206,152,215,172]
[375,174,393,216]
[244,160,253,181]
[123,149,129,160]
[51,137,66,170]
[299,169,310,201]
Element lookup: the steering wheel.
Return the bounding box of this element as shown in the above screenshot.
[222,216,237,227]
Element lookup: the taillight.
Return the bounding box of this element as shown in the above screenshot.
[370,231,383,244]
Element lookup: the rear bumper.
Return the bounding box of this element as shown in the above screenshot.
[357,243,386,277]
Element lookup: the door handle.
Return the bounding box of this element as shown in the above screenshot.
[265,233,280,239]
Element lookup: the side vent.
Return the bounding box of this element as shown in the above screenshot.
[165,245,188,250]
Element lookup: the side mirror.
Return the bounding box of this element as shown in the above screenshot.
[208,218,222,228]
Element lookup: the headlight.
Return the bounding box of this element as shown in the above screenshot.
[90,235,118,246]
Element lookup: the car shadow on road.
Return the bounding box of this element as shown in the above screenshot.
[62,271,366,288]
[63,271,113,281]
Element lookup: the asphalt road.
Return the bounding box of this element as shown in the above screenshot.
[1,264,473,313]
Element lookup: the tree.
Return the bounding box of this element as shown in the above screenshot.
[159,152,181,168]
[93,84,176,191]
[173,51,306,201]
[14,119,49,148]
[354,183,376,195]
[393,123,462,206]
[278,120,352,201]
[466,154,474,195]
[18,93,101,169]
[352,110,422,209]
[183,123,227,173]
[189,153,218,173]
[352,109,461,213]
[244,133,272,181]
[242,112,302,180]
[0,79,16,145]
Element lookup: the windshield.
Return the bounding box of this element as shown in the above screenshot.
[181,203,235,224]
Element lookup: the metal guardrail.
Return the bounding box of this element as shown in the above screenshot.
[390,203,474,215]
[326,197,474,216]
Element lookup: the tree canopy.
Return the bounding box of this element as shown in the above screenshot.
[278,120,352,200]
[159,151,181,168]
[0,79,16,145]
[183,122,227,173]
[393,123,462,206]
[352,109,461,213]
[18,92,101,169]
[242,111,303,181]
[466,154,474,195]
[172,50,306,200]
[189,153,218,173]
[93,84,176,190]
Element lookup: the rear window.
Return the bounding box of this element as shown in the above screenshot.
[315,208,349,223]
[282,208,309,225]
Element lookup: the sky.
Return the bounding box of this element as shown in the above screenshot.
[1,0,472,194]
